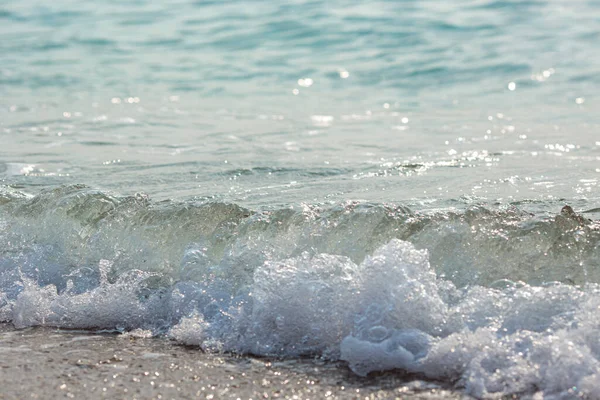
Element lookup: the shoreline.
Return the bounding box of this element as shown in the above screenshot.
[0,323,470,399]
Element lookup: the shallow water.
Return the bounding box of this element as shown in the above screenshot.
[2,1,600,398]
[2,0,600,208]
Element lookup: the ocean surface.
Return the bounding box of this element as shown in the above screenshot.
[2,0,600,398]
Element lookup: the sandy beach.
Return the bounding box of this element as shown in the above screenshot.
[0,323,469,400]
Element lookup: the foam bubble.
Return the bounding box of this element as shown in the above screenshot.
[168,311,207,347]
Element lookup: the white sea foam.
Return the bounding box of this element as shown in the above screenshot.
[2,239,600,398]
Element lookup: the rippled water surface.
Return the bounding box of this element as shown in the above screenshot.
[3,1,600,398]
[2,0,600,209]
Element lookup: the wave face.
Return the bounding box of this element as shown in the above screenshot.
[2,185,600,398]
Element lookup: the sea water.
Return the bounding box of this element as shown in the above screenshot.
[2,0,600,398]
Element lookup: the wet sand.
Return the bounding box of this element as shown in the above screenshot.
[0,323,470,400]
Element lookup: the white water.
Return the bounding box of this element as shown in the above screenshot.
[2,236,600,398]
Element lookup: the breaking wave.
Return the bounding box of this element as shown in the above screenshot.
[2,185,600,398]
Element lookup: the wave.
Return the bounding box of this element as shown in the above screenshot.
[2,185,600,398]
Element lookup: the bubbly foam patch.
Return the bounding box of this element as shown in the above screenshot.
[2,239,600,398]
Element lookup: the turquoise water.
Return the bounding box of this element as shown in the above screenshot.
[3,1,600,398]
[2,0,600,208]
